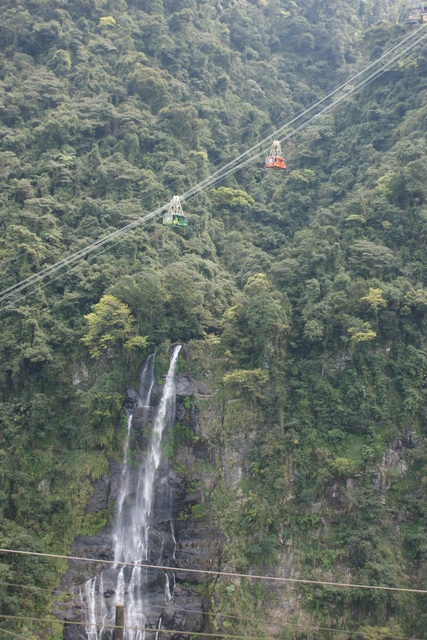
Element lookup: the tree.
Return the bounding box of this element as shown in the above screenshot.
[360,287,387,330]
[81,295,147,358]
[99,16,116,28]
[223,368,269,403]
[163,263,211,341]
[48,49,71,77]
[211,187,255,212]
[360,622,405,640]
[348,321,377,346]
[1,1,427,635]
[349,240,397,278]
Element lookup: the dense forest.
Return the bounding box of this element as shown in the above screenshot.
[0,0,426,638]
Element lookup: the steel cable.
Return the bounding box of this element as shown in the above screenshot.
[1,548,427,594]
[1,26,426,306]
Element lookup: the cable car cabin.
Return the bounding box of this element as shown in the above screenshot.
[265,155,286,170]
[162,212,187,227]
[403,1,427,22]
[407,8,421,22]
[265,140,286,170]
[162,195,187,227]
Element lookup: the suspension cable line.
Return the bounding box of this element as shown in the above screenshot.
[1,548,427,594]
[1,28,425,304]
[0,629,29,640]
[191,26,427,188]
[177,24,427,200]
[1,25,426,307]
[1,580,425,640]
[0,202,168,302]
[1,28,426,640]
[1,23,422,273]
[6,21,421,315]
[1,214,156,312]
[0,613,426,640]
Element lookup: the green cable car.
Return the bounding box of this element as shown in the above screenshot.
[163,196,188,227]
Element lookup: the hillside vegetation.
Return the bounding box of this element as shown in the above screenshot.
[0,0,426,638]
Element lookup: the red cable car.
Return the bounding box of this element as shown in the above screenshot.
[265,140,286,170]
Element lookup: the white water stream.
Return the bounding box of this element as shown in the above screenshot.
[84,346,181,639]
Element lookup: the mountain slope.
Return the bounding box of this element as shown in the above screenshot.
[0,1,426,638]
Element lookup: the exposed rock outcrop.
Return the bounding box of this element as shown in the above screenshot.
[54,367,222,639]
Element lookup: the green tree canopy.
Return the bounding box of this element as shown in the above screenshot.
[81,294,147,358]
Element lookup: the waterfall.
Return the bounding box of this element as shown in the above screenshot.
[170,522,177,562]
[114,353,156,564]
[164,573,171,602]
[155,616,163,640]
[84,578,98,640]
[138,352,156,408]
[84,346,181,640]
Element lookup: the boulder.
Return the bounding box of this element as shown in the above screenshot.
[176,376,194,400]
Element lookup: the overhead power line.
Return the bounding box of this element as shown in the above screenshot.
[1,548,426,594]
[198,26,427,186]
[1,214,155,312]
[0,629,29,640]
[0,25,426,308]
[1,580,425,640]
[1,614,425,640]
[177,24,427,196]
[0,614,268,640]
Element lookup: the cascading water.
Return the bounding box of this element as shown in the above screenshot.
[84,578,98,640]
[84,346,181,640]
[113,353,156,565]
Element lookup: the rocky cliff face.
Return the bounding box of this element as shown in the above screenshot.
[53,341,421,640]
[53,367,223,640]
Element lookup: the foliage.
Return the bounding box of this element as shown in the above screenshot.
[99,16,116,28]
[80,510,108,536]
[223,368,269,401]
[81,294,147,358]
[163,420,194,459]
[0,0,426,637]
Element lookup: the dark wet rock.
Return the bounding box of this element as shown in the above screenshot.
[176,403,187,421]
[85,474,109,514]
[132,404,152,428]
[126,385,140,406]
[108,460,123,503]
[325,482,342,507]
[139,366,156,403]
[151,376,193,407]
[73,534,114,560]
[162,584,204,631]
[194,381,212,396]
[150,380,165,406]
[55,371,222,639]
[176,376,194,400]
[63,625,86,640]
[402,433,417,449]
[53,600,80,623]
[371,471,384,493]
